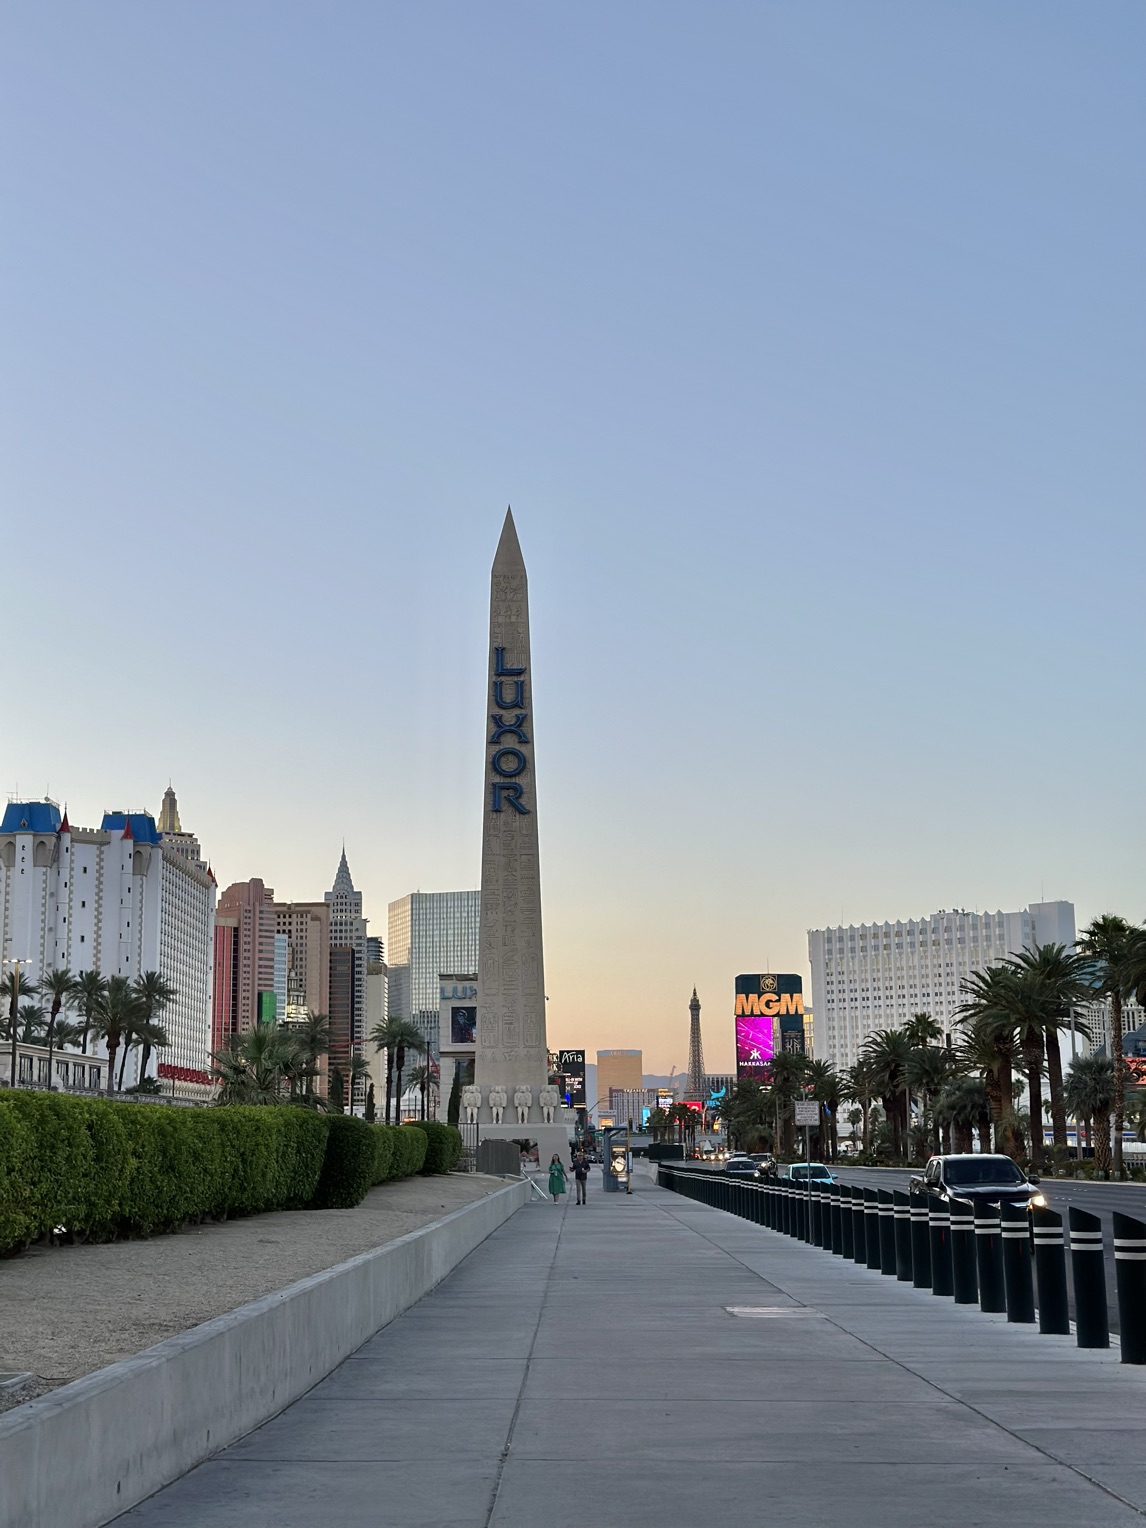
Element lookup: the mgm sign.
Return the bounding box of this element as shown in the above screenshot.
[734,974,805,1080]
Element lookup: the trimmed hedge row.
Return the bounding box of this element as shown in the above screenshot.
[409,1120,464,1175]
[0,1094,434,1256]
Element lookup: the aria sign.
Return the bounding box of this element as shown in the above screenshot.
[489,648,531,815]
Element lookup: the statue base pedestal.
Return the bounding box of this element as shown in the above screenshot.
[476,1122,570,1171]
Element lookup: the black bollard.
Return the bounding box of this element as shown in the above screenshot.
[910,1192,932,1289]
[929,1201,953,1297]
[949,1196,978,1305]
[1113,1211,1146,1364]
[878,1189,897,1275]
[893,1190,913,1281]
[1069,1207,1109,1349]
[1032,1207,1070,1336]
[852,1186,868,1264]
[1001,1200,1036,1324]
[974,1201,1005,1314]
[792,1183,804,1241]
[840,1186,855,1260]
[810,1183,823,1247]
[779,1183,791,1237]
[865,1188,882,1270]
[830,1184,844,1255]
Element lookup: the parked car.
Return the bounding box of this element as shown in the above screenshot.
[908,1154,1046,1210]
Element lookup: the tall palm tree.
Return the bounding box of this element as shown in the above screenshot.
[288,1010,331,1098]
[1065,1054,1115,1175]
[40,968,79,1091]
[2,967,38,1089]
[805,1059,843,1161]
[769,1051,809,1157]
[844,1059,878,1155]
[18,1003,47,1044]
[368,1016,426,1124]
[74,970,107,1054]
[1005,943,1093,1154]
[1078,915,1139,1176]
[89,975,143,1094]
[858,1029,912,1161]
[935,1076,991,1154]
[1122,927,1146,1010]
[131,971,176,1081]
[956,966,1019,1156]
[907,1044,961,1156]
[902,1011,943,1048]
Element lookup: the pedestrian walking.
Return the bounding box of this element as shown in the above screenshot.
[573,1150,590,1205]
[548,1154,568,1204]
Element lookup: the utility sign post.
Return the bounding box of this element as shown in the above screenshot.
[793,1100,819,1218]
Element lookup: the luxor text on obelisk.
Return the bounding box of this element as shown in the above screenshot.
[472,509,568,1165]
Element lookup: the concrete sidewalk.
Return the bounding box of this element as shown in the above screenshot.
[118,1176,1146,1527]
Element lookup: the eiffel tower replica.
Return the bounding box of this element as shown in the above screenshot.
[684,987,705,1103]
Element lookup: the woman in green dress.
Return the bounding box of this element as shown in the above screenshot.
[548,1154,567,1203]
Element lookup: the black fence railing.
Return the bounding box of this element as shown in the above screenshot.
[656,1164,1146,1365]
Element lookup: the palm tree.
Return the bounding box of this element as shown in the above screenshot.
[18,1003,47,1045]
[2,967,38,1089]
[368,1017,426,1124]
[287,1010,331,1099]
[935,1076,991,1154]
[769,1051,808,1156]
[212,1022,304,1105]
[722,1080,774,1153]
[805,1059,843,1161]
[956,967,1019,1156]
[1078,915,1139,1176]
[906,1044,960,1156]
[902,1011,943,1048]
[843,1059,878,1155]
[131,971,176,1081]
[1004,943,1093,1155]
[1123,927,1146,1010]
[74,970,107,1054]
[858,1029,913,1161]
[40,967,79,1091]
[89,975,143,1094]
[1065,1054,1115,1175]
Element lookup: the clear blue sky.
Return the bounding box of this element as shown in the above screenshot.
[2,4,1142,1072]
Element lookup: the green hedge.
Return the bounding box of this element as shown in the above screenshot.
[389,1125,428,1179]
[310,1115,378,1210]
[409,1120,464,1174]
[0,1092,369,1255]
[371,1123,396,1185]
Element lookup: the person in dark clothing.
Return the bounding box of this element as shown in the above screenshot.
[573,1150,590,1205]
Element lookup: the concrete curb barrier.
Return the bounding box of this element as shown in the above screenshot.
[0,1178,529,1528]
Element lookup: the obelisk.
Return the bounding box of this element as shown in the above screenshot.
[474,510,567,1165]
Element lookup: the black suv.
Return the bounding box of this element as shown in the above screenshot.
[909,1154,1045,1210]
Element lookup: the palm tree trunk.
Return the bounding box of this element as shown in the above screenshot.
[1022,1036,1044,1168]
[106,1037,119,1095]
[977,1114,991,1153]
[1045,1029,1068,1151]
[394,1045,405,1123]
[861,1098,871,1155]
[46,1008,58,1090]
[385,1052,393,1125]
[1094,1109,1113,1175]
[1111,991,1125,1176]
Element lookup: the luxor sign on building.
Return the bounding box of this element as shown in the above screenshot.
[735,973,805,1081]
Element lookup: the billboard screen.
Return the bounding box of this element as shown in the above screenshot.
[450,1006,476,1045]
[557,1048,586,1108]
[735,973,803,1080]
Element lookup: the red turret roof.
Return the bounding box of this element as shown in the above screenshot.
[58,809,71,834]
[121,817,133,841]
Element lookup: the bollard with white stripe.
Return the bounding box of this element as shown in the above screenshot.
[1032,1206,1070,1336]
[893,1190,913,1281]
[851,1184,868,1265]
[974,1201,1005,1314]
[1001,1200,1036,1324]
[1113,1211,1146,1364]
[810,1181,824,1247]
[929,1200,954,1297]
[864,1187,882,1270]
[829,1184,844,1255]
[949,1196,978,1304]
[910,1191,932,1289]
[877,1189,897,1275]
[840,1185,855,1260]
[1068,1206,1108,1349]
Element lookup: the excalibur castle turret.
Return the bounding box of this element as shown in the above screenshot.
[471,509,568,1165]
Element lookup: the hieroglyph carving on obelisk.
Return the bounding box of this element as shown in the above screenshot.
[475,509,549,1121]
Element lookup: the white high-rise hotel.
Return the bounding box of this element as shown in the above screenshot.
[808,900,1075,1070]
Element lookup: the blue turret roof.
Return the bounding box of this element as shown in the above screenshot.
[101,811,162,845]
[1,801,62,834]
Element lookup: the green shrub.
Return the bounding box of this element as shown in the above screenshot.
[371,1124,396,1185]
[310,1114,378,1209]
[390,1125,428,1179]
[409,1120,463,1174]
[0,1092,338,1254]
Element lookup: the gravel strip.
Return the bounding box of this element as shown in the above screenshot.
[0,1173,507,1412]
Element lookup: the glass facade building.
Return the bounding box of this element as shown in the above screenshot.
[387,891,480,1059]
